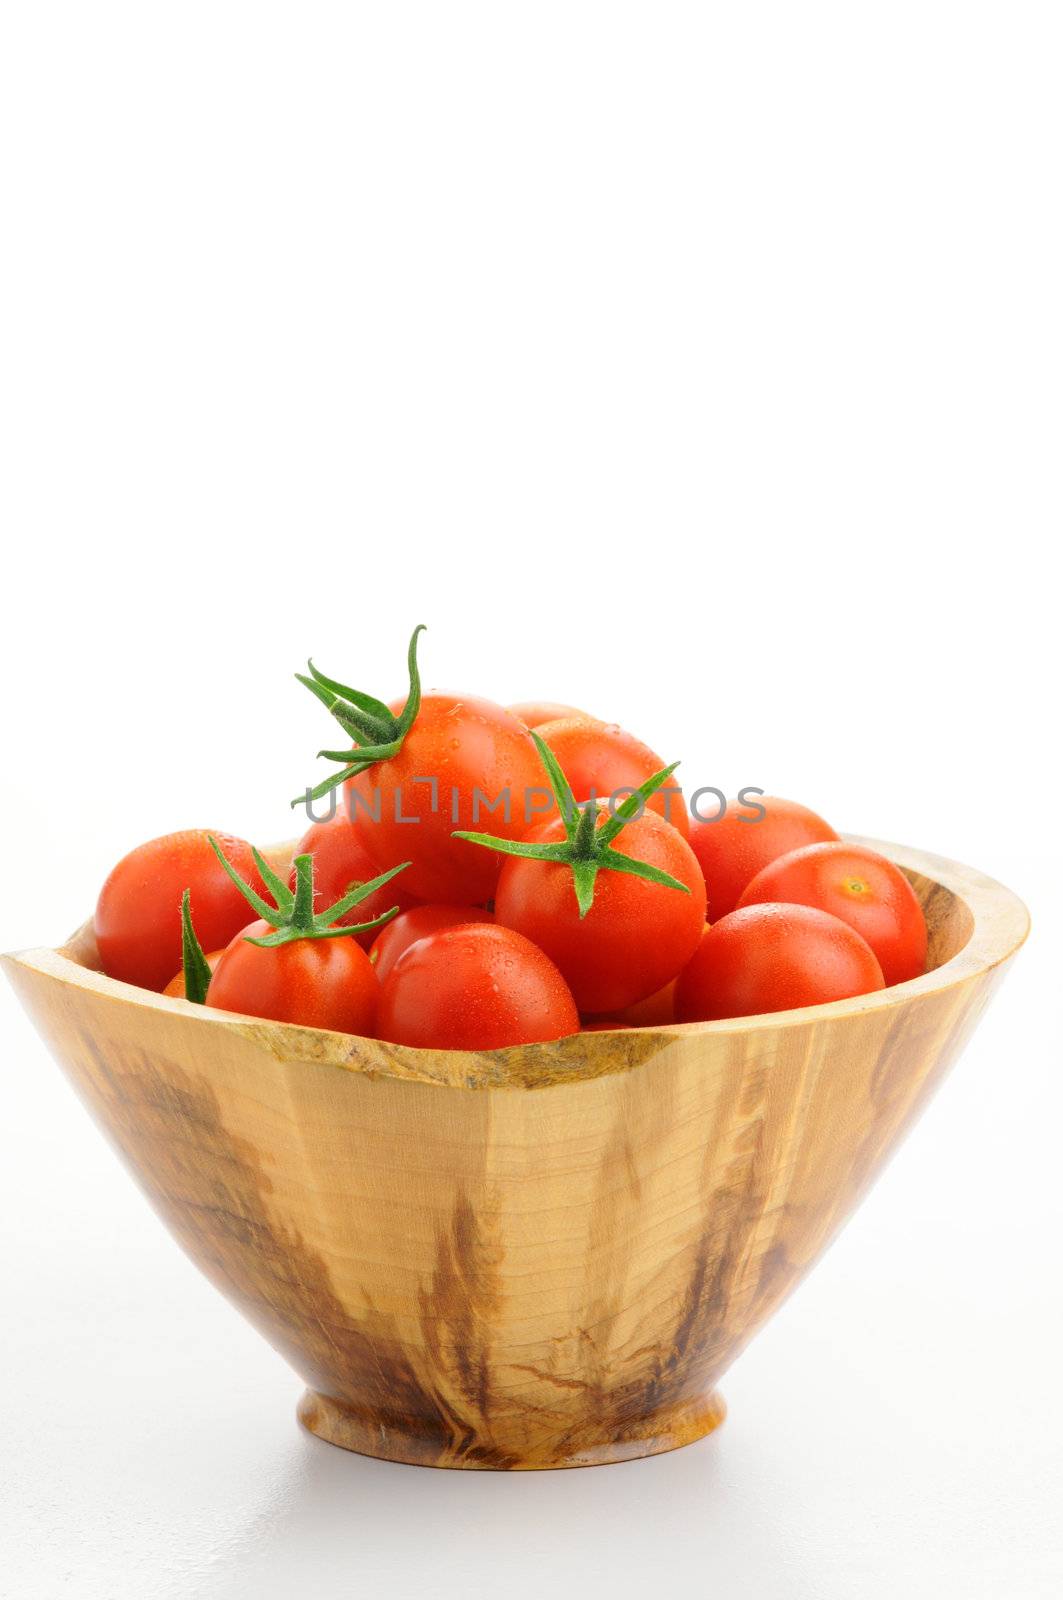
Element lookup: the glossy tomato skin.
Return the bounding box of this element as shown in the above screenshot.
[293,812,417,948]
[376,923,579,1050]
[163,950,223,998]
[675,903,885,1022]
[95,830,267,992]
[493,810,707,1014]
[343,692,545,904]
[688,796,838,922]
[537,717,689,839]
[368,903,494,985]
[206,921,379,1034]
[737,842,928,986]
[591,978,680,1029]
[508,701,594,729]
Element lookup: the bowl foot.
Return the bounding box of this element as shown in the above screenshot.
[297,1387,727,1470]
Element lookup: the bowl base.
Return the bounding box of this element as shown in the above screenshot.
[297,1387,727,1470]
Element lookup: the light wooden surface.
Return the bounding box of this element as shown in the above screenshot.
[2,837,1028,1469]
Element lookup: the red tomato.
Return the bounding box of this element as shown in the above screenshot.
[293,812,417,948]
[737,842,927,986]
[592,978,680,1029]
[206,921,379,1033]
[675,903,885,1022]
[508,701,595,729]
[163,950,223,998]
[341,694,546,903]
[368,903,494,985]
[688,796,838,921]
[493,809,707,1013]
[95,830,268,992]
[537,717,690,839]
[377,924,579,1050]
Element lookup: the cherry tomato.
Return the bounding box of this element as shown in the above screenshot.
[737,842,927,986]
[591,978,680,1029]
[537,717,689,839]
[293,812,417,948]
[688,795,838,921]
[163,950,222,998]
[675,903,885,1021]
[377,923,579,1050]
[368,903,494,985]
[343,694,546,904]
[206,921,379,1033]
[95,830,268,992]
[493,809,707,1013]
[508,701,595,729]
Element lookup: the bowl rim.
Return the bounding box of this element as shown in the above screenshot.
[2,834,1030,1091]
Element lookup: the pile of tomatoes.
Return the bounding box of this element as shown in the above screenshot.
[93,630,928,1050]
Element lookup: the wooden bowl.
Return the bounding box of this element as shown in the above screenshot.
[3,836,1027,1470]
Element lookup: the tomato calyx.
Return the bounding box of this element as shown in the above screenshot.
[453,732,690,919]
[179,890,213,1004]
[207,836,409,948]
[291,624,426,806]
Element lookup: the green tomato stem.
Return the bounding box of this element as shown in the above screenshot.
[207,836,410,947]
[179,890,213,1004]
[291,625,426,808]
[452,732,689,919]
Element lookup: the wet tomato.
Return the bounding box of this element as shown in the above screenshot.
[368,903,495,985]
[95,830,267,992]
[206,921,380,1034]
[376,923,579,1049]
[675,903,885,1021]
[297,634,548,906]
[590,978,680,1029]
[293,812,417,948]
[537,717,689,838]
[508,701,594,729]
[342,693,546,903]
[737,841,927,985]
[493,808,706,1013]
[688,795,838,921]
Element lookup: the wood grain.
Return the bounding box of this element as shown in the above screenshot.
[2,836,1028,1468]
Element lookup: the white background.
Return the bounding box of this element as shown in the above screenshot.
[1,4,1060,1596]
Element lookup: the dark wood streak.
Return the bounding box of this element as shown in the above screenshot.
[414,1193,518,1467]
[73,1033,487,1466]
